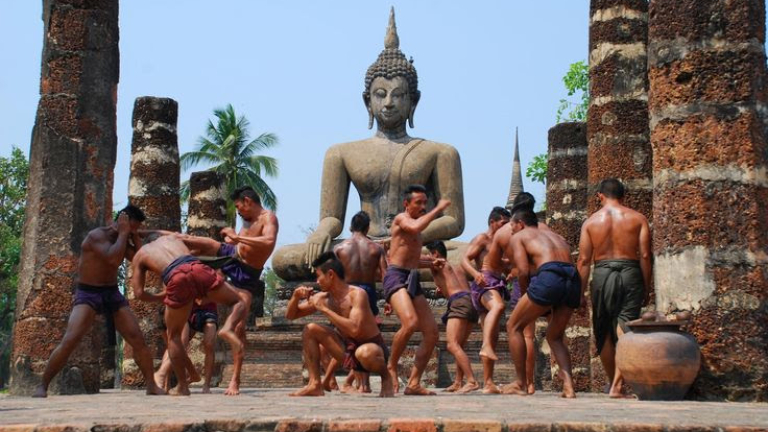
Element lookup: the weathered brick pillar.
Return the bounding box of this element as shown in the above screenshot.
[9,0,119,396]
[122,97,180,387]
[187,171,228,239]
[648,0,768,400]
[588,0,652,218]
[545,122,591,392]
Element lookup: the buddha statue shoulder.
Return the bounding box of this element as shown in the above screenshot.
[273,8,465,280]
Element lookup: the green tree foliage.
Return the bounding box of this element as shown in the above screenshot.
[261,267,282,317]
[525,153,548,185]
[180,104,279,225]
[0,146,29,387]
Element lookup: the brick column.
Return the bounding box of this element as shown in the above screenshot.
[648,0,768,400]
[588,0,652,218]
[545,122,591,392]
[187,171,228,240]
[9,0,119,396]
[122,97,180,387]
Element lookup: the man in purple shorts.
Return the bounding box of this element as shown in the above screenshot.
[33,206,164,397]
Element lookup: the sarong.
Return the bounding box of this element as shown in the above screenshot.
[73,283,128,345]
[470,270,510,315]
[162,255,223,309]
[188,302,218,333]
[350,282,379,316]
[343,333,389,372]
[215,244,265,296]
[591,259,644,354]
[441,291,478,325]
[527,262,581,310]
[382,265,423,302]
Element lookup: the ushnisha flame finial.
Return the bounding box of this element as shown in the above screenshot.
[384,7,400,50]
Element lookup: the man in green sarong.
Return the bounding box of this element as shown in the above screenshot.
[577,178,652,398]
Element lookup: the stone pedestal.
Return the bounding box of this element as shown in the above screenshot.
[122,97,180,387]
[9,0,119,396]
[648,0,768,401]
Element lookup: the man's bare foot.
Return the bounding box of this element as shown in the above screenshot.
[443,381,462,392]
[323,376,339,392]
[361,384,372,393]
[387,365,400,393]
[168,385,191,396]
[500,382,527,395]
[340,383,360,394]
[154,372,168,391]
[224,380,241,396]
[527,383,535,395]
[482,383,501,394]
[201,384,211,394]
[32,385,48,398]
[404,385,436,396]
[561,389,577,398]
[456,382,480,394]
[188,368,201,384]
[478,345,498,361]
[146,384,167,396]
[289,383,325,397]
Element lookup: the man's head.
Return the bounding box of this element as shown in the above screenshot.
[403,184,428,218]
[350,211,371,234]
[510,208,538,234]
[363,9,420,130]
[510,192,536,214]
[597,178,625,205]
[425,240,447,259]
[488,206,511,232]
[231,186,262,220]
[116,204,146,231]
[311,251,346,291]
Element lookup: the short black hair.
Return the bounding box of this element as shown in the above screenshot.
[311,251,346,280]
[117,204,146,222]
[425,241,447,258]
[231,186,262,206]
[512,208,538,227]
[488,206,511,225]
[509,192,536,214]
[350,211,370,233]
[403,184,427,202]
[598,178,625,199]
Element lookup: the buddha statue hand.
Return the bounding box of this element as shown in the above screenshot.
[306,230,332,267]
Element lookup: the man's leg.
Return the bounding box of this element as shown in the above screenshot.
[608,325,633,398]
[290,323,344,397]
[320,348,340,391]
[112,306,166,395]
[33,305,96,397]
[403,294,438,396]
[546,305,576,398]
[479,290,505,361]
[478,315,498,394]
[179,235,222,256]
[504,295,549,395]
[201,322,217,393]
[164,303,195,396]
[354,343,394,398]
[207,282,246,396]
[524,321,537,394]
[446,318,478,393]
[155,323,194,390]
[387,288,420,393]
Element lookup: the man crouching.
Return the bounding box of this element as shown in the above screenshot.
[286,251,394,397]
[131,233,247,396]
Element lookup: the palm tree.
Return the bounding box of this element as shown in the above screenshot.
[180,104,279,225]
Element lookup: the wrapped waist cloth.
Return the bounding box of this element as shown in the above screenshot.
[382,265,424,302]
[527,261,581,310]
[591,259,644,354]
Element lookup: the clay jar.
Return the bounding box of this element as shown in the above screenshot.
[615,315,701,400]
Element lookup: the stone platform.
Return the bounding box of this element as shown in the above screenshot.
[1,389,767,431]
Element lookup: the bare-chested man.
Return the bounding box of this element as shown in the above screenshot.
[427,241,479,393]
[33,206,164,398]
[461,206,509,393]
[332,210,387,393]
[285,251,394,398]
[577,178,651,398]
[179,185,278,395]
[131,233,246,396]
[506,208,581,398]
[384,184,450,395]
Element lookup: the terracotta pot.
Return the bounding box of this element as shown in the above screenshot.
[615,319,701,400]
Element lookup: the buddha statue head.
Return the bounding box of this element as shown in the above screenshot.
[363,8,421,131]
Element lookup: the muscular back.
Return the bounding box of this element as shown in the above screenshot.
[334,234,386,284]
[134,235,192,276]
[515,228,572,272]
[481,224,513,274]
[583,204,646,261]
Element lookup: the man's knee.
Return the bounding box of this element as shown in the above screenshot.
[303,323,324,339]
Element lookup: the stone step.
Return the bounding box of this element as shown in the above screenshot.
[220,363,305,388]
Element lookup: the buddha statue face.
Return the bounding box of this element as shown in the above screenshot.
[368,76,413,131]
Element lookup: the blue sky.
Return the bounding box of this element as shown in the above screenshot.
[0,1,589,258]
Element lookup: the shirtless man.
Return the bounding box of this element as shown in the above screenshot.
[285,252,394,398]
[461,206,509,393]
[332,210,387,393]
[131,233,247,396]
[577,178,651,398]
[384,184,450,395]
[33,206,164,398]
[506,208,581,398]
[179,185,278,395]
[427,241,479,393]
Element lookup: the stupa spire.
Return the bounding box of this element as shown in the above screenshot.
[506,127,525,208]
